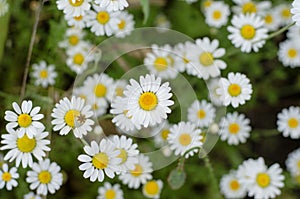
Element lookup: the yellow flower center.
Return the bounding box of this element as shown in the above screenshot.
[199,52,214,66]
[228,123,240,134]
[2,172,12,182]
[74,15,83,21]
[213,10,222,20]
[69,35,79,46]
[130,164,143,177]
[105,189,116,199]
[17,134,36,152]
[179,133,192,146]
[118,20,126,30]
[288,49,297,58]
[97,11,110,24]
[73,53,84,65]
[197,109,206,119]
[203,0,212,8]
[229,179,240,191]
[256,173,270,188]
[64,109,80,127]
[38,171,52,184]
[139,92,158,111]
[240,24,256,40]
[117,149,128,164]
[228,84,241,97]
[288,118,299,128]
[264,15,273,24]
[242,2,257,14]
[144,180,160,196]
[69,0,84,7]
[92,103,98,110]
[160,129,170,140]
[92,152,109,169]
[17,114,32,128]
[94,84,107,98]
[115,87,124,97]
[39,70,48,79]
[282,8,291,18]
[154,57,168,71]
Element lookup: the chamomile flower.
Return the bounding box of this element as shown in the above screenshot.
[64,14,87,29]
[186,37,227,80]
[58,28,85,49]
[201,0,213,12]
[110,135,139,173]
[123,74,174,128]
[95,0,128,12]
[0,163,19,190]
[217,72,253,108]
[262,10,281,31]
[220,171,247,199]
[87,97,108,117]
[78,139,121,182]
[0,128,50,168]
[114,11,135,38]
[86,5,120,36]
[56,0,91,17]
[154,14,171,30]
[286,148,300,177]
[207,78,223,106]
[66,46,93,74]
[232,0,271,16]
[167,121,203,158]
[236,157,284,199]
[187,100,216,128]
[119,154,153,189]
[4,100,44,138]
[0,0,9,17]
[144,44,178,79]
[51,96,94,138]
[276,4,292,26]
[172,41,194,73]
[292,0,300,26]
[152,120,172,147]
[108,79,128,99]
[278,40,300,68]
[287,26,300,42]
[204,1,230,28]
[24,192,42,199]
[110,96,141,132]
[142,179,163,199]
[219,112,251,145]
[228,14,268,53]
[97,182,124,199]
[26,159,63,196]
[31,61,57,88]
[277,106,300,139]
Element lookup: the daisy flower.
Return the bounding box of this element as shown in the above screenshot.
[0,0,9,17]
[56,0,91,17]
[167,121,203,158]
[217,72,253,108]
[262,10,281,31]
[108,79,128,99]
[78,139,121,182]
[97,182,124,199]
[142,179,163,199]
[152,120,172,147]
[95,0,128,12]
[278,40,300,68]
[154,14,171,30]
[86,5,120,36]
[114,10,135,38]
[123,74,174,128]
[58,27,85,49]
[144,44,178,79]
[4,100,44,138]
[219,112,251,145]
[232,0,271,16]
[228,13,268,53]
[292,0,300,26]
[0,128,50,168]
[186,37,227,80]
[201,0,213,12]
[286,148,300,177]
[172,41,194,73]
[187,99,216,128]
[64,14,87,29]
[51,96,94,138]
[0,163,19,190]
[24,192,42,199]
[110,96,141,132]
[277,106,300,139]
[204,1,230,28]
[236,157,284,199]
[287,26,300,42]
[119,154,153,189]
[110,135,139,173]
[276,4,292,26]
[26,159,63,196]
[66,45,93,74]
[31,60,57,88]
[207,78,223,106]
[220,171,247,199]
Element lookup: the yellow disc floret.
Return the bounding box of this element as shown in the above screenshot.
[17,134,36,152]
[139,92,158,111]
[92,152,109,169]
[240,24,256,40]
[38,171,52,184]
[18,114,32,128]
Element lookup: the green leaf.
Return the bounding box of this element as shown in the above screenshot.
[140,0,149,24]
[167,168,186,190]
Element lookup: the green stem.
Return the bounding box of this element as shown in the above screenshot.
[98,114,114,120]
